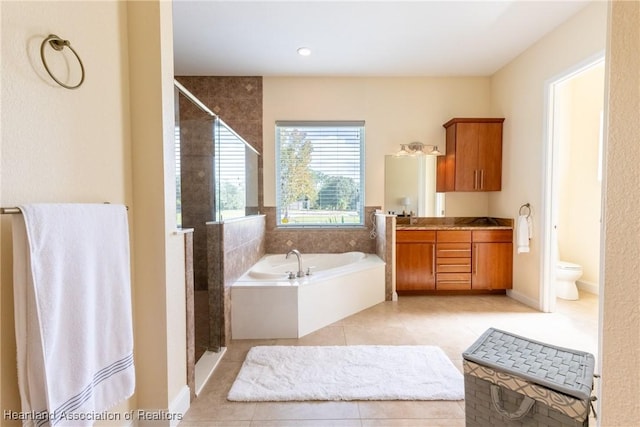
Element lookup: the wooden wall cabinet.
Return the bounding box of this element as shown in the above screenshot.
[437,118,505,192]
[396,230,436,292]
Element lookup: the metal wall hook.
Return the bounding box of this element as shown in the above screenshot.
[49,37,70,51]
[40,34,85,90]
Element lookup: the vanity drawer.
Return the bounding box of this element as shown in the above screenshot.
[472,229,513,243]
[437,230,471,243]
[436,243,471,258]
[396,230,436,243]
[437,257,471,273]
[436,273,471,290]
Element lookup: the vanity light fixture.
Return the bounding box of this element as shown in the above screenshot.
[394,141,443,156]
[297,47,312,56]
[429,145,443,155]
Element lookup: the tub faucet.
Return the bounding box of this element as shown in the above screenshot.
[286,249,305,278]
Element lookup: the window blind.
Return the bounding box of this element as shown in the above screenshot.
[215,119,248,221]
[276,121,365,226]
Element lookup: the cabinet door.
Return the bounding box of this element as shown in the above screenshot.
[436,156,449,193]
[453,123,480,191]
[472,242,513,290]
[477,122,503,191]
[438,118,504,192]
[396,242,436,291]
[437,125,457,192]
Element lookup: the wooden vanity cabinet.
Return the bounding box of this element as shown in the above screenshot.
[396,228,513,294]
[396,230,436,292]
[437,118,505,192]
[471,229,513,290]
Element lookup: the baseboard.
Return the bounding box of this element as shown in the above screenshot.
[577,280,599,295]
[169,385,191,427]
[506,289,540,311]
[507,282,598,313]
[134,385,190,427]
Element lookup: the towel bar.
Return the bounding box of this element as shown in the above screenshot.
[1,204,129,215]
[0,207,21,215]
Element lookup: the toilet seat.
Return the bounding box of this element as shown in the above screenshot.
[558,261,582,270]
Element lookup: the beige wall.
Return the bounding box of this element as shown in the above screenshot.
[127,0,189,413]
[557,63,604,288]
[490,1,607,304]
[600,1,640,424]
[0,0,134,420]
[263,77,493,217]
[1,0,187,423]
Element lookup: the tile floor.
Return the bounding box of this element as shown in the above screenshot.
[180,292,598,426]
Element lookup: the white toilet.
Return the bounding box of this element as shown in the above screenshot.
[556,261,583,300]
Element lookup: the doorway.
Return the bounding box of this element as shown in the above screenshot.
[542,55,605,313]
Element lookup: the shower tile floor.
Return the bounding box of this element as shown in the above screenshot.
[180,292,598,426]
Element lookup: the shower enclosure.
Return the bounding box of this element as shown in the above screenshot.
[174,80,259,362]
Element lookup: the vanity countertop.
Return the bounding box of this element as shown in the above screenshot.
[397,225,513,230]
[395,216,513,231]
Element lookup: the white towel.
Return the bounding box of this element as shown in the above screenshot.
[516,214,532,254]
[12,203,135,426]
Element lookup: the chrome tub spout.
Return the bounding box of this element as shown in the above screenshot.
[286,249,305,278]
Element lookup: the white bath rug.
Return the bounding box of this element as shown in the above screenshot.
[227,345,464,401]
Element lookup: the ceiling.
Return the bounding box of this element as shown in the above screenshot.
[172,0,591,77]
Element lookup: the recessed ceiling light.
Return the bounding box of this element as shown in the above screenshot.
[297,47,311,56]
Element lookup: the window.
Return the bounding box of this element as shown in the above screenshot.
[276,121,365,227]
[215,119,248,221]
[214,117,260,221]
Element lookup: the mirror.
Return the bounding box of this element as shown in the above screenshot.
[384,155,443,217]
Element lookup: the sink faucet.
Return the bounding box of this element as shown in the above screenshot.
[286,249,304,278]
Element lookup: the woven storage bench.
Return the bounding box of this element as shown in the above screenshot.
[463,328,595,427]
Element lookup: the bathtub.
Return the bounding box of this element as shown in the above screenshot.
[231,251,386,339]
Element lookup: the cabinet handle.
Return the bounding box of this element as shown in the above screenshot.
[480,170,484,189]
[432,244,436,277]
[439,249,471,253]
[474,244,478,274]
[473,170,478,190]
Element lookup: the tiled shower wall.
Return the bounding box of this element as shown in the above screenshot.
[177,96,215,291]
[176,76,264,291]
[207,215,265,348]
